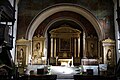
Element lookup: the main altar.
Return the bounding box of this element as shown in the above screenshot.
[49,25,81,66]
[15,24,116,76]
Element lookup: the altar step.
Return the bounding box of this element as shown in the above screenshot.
[50,66,79,79]
[57,74,73,79]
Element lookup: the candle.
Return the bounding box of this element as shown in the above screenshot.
[71,56,74,67]
[56,56,58,65]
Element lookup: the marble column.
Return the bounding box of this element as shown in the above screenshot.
[74,38,77,57]
[83,32,86,58]
[78,37,80,57]
[54,38,56,57]
[51,38,53,57]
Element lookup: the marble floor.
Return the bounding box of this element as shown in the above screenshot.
[27,65,80,79]
[26,65,98,79]
[50,66,79,79]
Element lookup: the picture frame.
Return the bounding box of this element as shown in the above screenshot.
[17,45,26,67]
[32,36,46,65]
[59,38,71,52]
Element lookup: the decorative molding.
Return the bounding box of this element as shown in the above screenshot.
[16,37,31,45]
[33,35,45,41]
[102,38,115,46]
[102,38,115,43]
[86,35,98,40]
[49,25,81,38]
[50,24,81,33]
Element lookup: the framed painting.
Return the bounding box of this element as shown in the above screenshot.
[17,45,26,67]
[32,36,46,65]
[32,41,43,64]
[59,38,71,52]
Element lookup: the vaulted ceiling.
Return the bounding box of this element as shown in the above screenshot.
[17,0,114,39]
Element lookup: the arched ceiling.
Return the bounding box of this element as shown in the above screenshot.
[26,4,105,40]
[17,0,114,40]
[33,11,98,37]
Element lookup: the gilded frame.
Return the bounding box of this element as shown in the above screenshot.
[17,45,26,67]
[32,36,46,65]
[59,38,71,52]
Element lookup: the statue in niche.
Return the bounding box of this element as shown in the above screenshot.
[32,42,44,64]
[106,49,112,66]
[17,48,24,66]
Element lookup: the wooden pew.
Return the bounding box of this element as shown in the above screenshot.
[74,75,117,80]
[20,74,57,80]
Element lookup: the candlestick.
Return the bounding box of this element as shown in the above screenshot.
[71,56,74,67]
[56,56,58,65]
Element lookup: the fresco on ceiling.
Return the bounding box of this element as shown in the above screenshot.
[18,0,113,19]
[17,0,114,39]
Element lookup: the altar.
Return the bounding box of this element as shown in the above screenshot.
[81,59,98,65]
[58,58,72,66]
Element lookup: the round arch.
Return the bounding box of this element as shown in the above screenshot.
[26,4,104,40]
[43,17,87,37]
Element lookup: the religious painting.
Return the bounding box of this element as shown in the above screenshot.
[106,49,112,66]
[17,45,26,67]
[102,38,116,67]
[87,42,95,58]
[59,38,70,52]
[86,35,98,59]
[32,36,46,65]
[32,41,43,64]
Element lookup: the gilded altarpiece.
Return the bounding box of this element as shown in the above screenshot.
[102,38,116,67]
[16,38,31,74]
[32,36,46,65]
[49,25,81,66]
[16,38,31,66]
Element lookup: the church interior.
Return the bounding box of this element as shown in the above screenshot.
[0,0,120,80]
